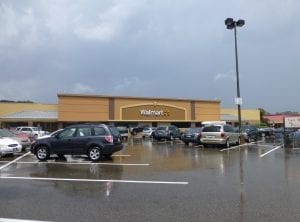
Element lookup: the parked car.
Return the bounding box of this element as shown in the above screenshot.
[181,127,202,145]
[116,126,129,140]
[142,127,156,138]
[200,124,240,148]
[16,126,45,139]
[129,125,148,135]
[30,124,123,161]
[240,125,259,142]
[0,129,31,151]
[0,137,22,157]
[153,125,181,141]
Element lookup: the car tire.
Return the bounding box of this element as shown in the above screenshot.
[184,142,189,146]
[88,146,102,161]
[36,146,50,161]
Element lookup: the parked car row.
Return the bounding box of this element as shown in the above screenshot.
[134,124,260,148]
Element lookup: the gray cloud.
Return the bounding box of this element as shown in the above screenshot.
[0,0,300,112]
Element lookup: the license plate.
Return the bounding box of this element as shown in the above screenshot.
[206,136,215,138]
[13,148,18,151]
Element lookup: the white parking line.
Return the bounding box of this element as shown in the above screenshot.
[260,146,282,158]
[0,152,31,171]
[7,162,150,166]
[0,176,188,185]
[0,218,51,222]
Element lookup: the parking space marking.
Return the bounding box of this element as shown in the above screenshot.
[0,152,30,171]
[260,145,282,158]
[0,218,51,222]
[8,161,150,166]
[220,143,249,152]
[0,176,188,185]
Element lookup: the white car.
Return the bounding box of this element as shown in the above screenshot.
[0,137,22,157]
[142,127,156,138]
[16,126,45,139]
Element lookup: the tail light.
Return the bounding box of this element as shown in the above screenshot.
[221,133,225,138]
[105,135,113,143]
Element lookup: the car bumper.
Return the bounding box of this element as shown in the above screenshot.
[200,138,226,145]
[102,144,123,155]
[181,137,198,143]
[0,145,21,155]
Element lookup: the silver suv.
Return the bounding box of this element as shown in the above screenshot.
[200,124,240,148]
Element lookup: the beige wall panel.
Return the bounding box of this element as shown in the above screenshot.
[59,112,108,122]
[58,96,109,122]
[195,102,220,121]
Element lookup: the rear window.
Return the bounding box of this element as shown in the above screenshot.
[94,127,107,136]
[157,126,167,130]
[187,128,202,134]
[202,125,221,132]
[108,126,120,136]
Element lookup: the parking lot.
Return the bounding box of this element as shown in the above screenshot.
[1,138,300,222]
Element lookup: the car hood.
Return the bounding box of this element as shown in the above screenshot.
[0,137,20,145]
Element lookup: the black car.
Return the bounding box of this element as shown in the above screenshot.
[240,125,259,142]
[153,125,181,141]
[30,124,123,161]
[181,127,202,145]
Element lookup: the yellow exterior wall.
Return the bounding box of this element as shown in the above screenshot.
[221,108,260,123]
[195,101,220,121]
[0,103,57,116]
[58,94,221,122]
[58,95,109,122]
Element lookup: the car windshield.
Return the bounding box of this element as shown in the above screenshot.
[157,126,167,130]
[202,125,221,132]
[187,128,201,134]
[0,129,15,137]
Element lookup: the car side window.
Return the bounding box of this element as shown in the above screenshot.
[75,127,92,137]
[58,128,76,139]
[94,127,107,136]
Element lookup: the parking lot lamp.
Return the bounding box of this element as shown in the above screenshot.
[225,18,245,133]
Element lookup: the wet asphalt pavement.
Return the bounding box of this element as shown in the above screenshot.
[1,138,300,222]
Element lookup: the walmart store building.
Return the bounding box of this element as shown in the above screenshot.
[0,94,222,131]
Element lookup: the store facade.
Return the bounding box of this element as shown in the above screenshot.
[58,94,221,128]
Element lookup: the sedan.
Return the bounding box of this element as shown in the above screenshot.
[0,129,30,151]
[0,137,22,157]
[181,127,202,145]
[142,127,156,138]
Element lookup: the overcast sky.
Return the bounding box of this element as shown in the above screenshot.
[0,0,299,113]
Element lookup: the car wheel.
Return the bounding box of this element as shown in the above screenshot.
[184,142,189,146]
[88,146,102,161]
[36,146,49,161]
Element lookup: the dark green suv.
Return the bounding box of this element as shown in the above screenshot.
[30,124,123,161]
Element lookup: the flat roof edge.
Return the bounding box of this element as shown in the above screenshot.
[57,93,221,103]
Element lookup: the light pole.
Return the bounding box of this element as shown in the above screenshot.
[225,18,245,133]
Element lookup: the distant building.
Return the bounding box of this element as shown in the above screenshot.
[221,108,261,126]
